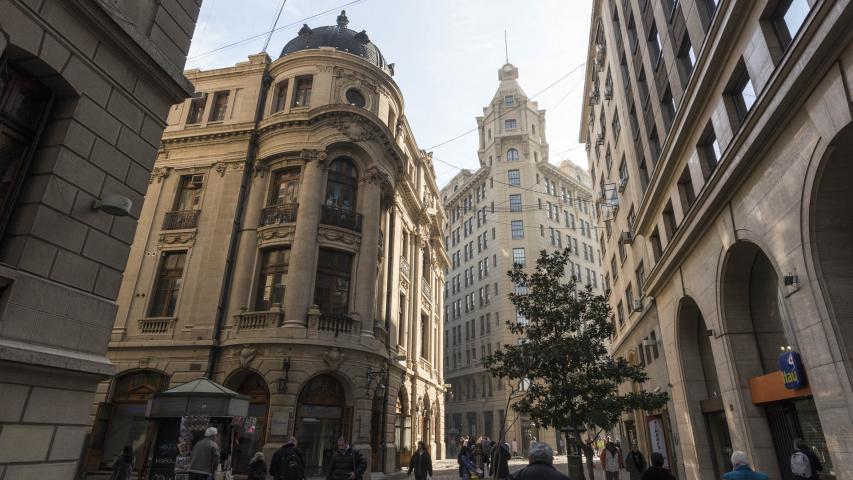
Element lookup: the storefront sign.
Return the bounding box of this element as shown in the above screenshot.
[270,410,292,436]
[778,350,807,390]
[646,416,670,469]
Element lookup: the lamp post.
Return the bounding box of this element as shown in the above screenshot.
[277,356,291,394]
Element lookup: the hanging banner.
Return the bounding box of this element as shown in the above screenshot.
[778,350,807,389]
[646,415,670,469]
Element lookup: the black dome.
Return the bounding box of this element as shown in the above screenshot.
[279,11,393,75]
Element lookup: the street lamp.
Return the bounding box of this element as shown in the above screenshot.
[277,357,291,393]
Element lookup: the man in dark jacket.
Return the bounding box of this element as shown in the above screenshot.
[490,442,511,480]
[625,443,647,480]
[509,442,569,480]
[791,438,822,480]
[407,441,433,480]
[270,437,306,480]
[326,437,367,480]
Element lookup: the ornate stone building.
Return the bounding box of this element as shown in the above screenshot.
[441,63,603,457]
[0,0,200,478]
[582,0,853,478]
[85,11,447,478]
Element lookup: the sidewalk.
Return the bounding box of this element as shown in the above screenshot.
[369,456,634,480]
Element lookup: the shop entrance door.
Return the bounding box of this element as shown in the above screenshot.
[766,398,834,480]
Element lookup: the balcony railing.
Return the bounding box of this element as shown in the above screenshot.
[317,313,357,336]
[162,210,200,230]
[400,256,410,278]
[421,281,432,301]
[261,203,298,226]
[321,205,362,232]
[138,317,175,335]
[234,309,283,331]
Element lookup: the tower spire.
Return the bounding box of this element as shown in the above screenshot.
[504,30,509,64]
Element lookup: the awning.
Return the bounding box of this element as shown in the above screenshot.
[146,377,250,418]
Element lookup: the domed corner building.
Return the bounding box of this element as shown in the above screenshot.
[83,11,448,478]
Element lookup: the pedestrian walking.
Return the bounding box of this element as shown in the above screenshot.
[270,437,306,480]
[490,442,511,480]
[791,438,823,479]
[723,451,769,480]
[247,452,267,480]
[188,427,221,480]
[407,441,433,480]
[508,442,569,480]
[599,439,623,480]
[458,444,481,479]
[109,445,134,480]
[326,437,367,480]
[640,452,675,480]
[625,443,647,480]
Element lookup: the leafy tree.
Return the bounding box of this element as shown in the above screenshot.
[483,248,668,479]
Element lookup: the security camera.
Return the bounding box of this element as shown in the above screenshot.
[92,193,133,216]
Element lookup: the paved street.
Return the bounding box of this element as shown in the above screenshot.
[368,457,634,480]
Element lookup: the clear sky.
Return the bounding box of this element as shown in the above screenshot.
[186,0,594,186]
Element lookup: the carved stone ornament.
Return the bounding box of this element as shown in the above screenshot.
[337,116,377,143]
[319,225,361,247]
[300,148,328,164]
[257,225,295,247]
[323,347,346,370]
[215,162,227,177]
[360,166,388,185]
[254,161,270,178]
[149,166,171,184]
[239,345,257,368]
[158,231,196,248]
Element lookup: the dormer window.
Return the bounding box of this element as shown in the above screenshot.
[504,95,514,106]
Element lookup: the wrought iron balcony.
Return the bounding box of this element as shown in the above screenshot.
[162,209,200,230]
[261,203,298,226]
[321,205,362,232]
[421,281,433,301]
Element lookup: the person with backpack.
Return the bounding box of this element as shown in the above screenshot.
[600,439,624,480]
[407,441,433,480]
[723,451,769,480]
[791,438,823,479]
[508,442,569,480]
[457,444,481,479]
[247,452,267,480]
[326,437,367,480]
[270,437,305,480]
[640,452,675,480]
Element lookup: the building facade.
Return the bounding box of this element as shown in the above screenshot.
[581,0,853,478]
[441,63,603,457]
[85,12,448,478]
[0,0,200,477]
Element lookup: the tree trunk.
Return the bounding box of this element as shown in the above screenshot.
[582,435,595,480]
[573,431,586,480]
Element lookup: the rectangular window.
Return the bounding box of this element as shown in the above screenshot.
[174,174,204,211]
[663,201,677,240]
[511,220,524,239]
[650,228,663,262]
[727,61,756,125]
[636,262,646,296]
[256,248,290,310]
[314,249,353,314]
[292,76,313,107]
[637,68,649,107]
[612,108,621,139]
[507,169,521,186]
[662,87,676,131]
[504,95,514,106]
[273,81,289,112]
[617,301,625,326]
[698,121,721,179]
[504,119,517,130]
[677,33,695,86]
[269,168,300,206]
[187,97,206,124]
[769,0,811,51]
[678,166,696,210]
[649,23,663,67]
[209,91,229,122]
[626,285,635,312]
[629,103,640,138]
[512,248,525,267]
[509,194,522,212]
[149,252,186,317]
[627,13,638,51]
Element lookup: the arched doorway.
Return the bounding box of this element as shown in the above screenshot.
[93,370,170,471]
[721,242,832,479]
[421,393,432,450]
[395,388,411,468]
[812,123,853,378]
[295,374,351,476]
[225,370,270,474]
[676,297,731,478]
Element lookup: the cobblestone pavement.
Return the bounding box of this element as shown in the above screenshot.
[372,457,634,480]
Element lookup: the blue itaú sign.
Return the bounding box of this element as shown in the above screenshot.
[778,351,807,389]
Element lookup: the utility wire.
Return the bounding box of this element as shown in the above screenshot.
[262,0,288,54]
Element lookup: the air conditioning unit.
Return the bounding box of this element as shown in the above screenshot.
[189,174,205,188]
[618,177,628,192]
[620,230,634,245]
[191,91,208,100]
[604,84,613,100]
[632,299,643,312]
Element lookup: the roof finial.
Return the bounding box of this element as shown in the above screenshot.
[337,10,349,28]
[504,30,509,64]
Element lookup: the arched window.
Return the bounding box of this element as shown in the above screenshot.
[325,158,358,210]
[507,148,520,161]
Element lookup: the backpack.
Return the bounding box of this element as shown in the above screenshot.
[281,449,304,480]
[791,450,811,477]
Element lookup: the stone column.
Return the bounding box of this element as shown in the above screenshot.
[228,165,268,313]
[399,229,411,354]
[354,168,383,337]
[410,237,423,364]
[376,207,391,333]
[386,206,403,351]
[283,150,325,327]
